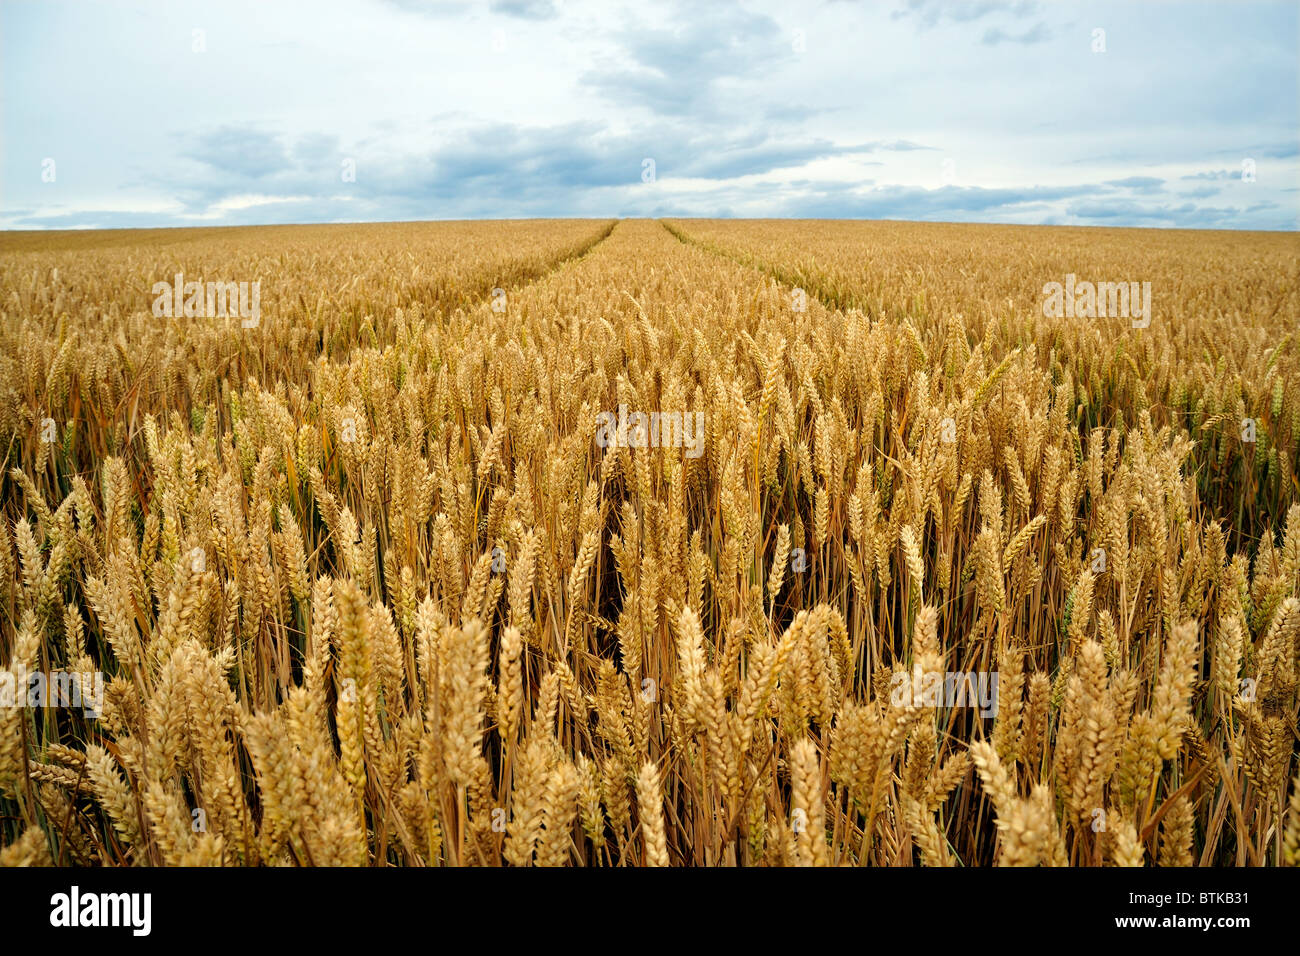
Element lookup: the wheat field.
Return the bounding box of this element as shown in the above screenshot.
[0,217,1297,867]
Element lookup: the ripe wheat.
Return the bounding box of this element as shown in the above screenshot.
[0,217,1297,866]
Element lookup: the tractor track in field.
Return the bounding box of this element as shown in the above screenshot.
[457,218,619,314]
[658,218,879,319]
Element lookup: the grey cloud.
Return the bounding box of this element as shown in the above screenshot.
[185,126,292,179]
[582,6,785,116]
[11,174,1292,231]
[141,120,924,224]
[674,139,893,179]
[1227,142,1300,159]
[891,0,1038,29]
[1104,176,1165,194]
[293,133,342,167]
[1062,198,1293,229]
[380,1,473,16]
[762,104,837,123]
[838,183,1094,216]
[625,180,1100,220]
[489,0,557,18]
[981,21,1049,45]
[874,140,934,151]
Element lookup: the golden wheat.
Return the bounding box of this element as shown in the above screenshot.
[0,217,1296,866]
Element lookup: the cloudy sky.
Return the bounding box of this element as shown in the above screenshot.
[2,0,1297,230]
